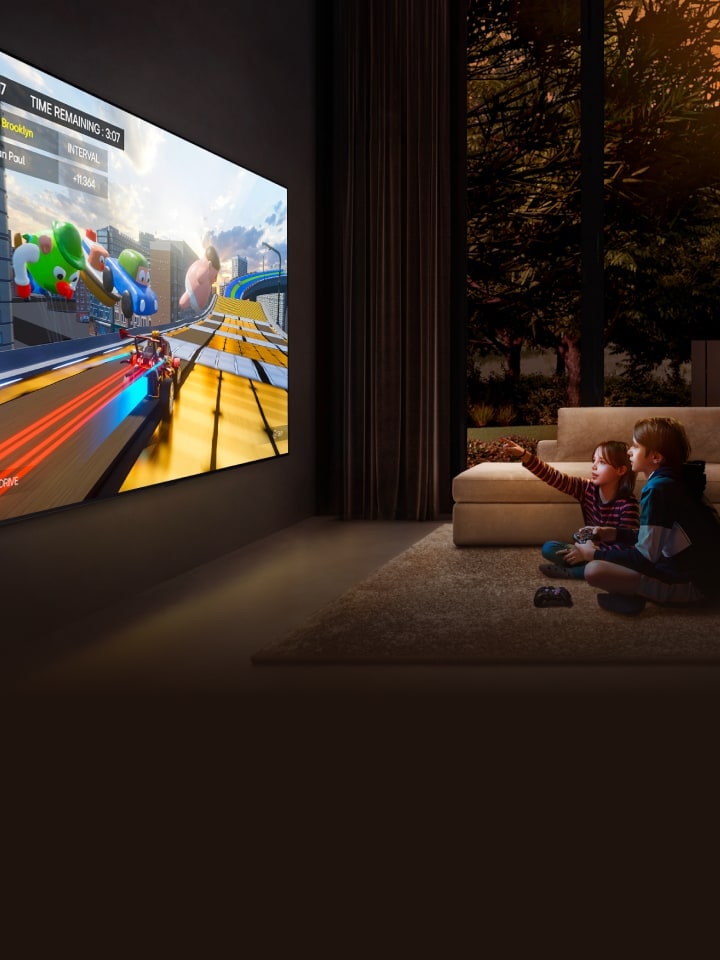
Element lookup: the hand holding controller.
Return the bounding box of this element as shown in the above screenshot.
[573,526,599,544]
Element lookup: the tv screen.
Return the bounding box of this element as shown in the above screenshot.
[0,48,288,524]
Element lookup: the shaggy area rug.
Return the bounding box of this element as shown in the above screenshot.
[252,524,720,664]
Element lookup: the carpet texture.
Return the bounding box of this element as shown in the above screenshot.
[252,524,720,664]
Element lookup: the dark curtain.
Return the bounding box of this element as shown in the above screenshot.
[327,0,460,520]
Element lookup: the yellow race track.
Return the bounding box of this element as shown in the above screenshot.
[121,295,288,491]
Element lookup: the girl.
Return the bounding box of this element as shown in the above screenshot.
[501,438,639,580]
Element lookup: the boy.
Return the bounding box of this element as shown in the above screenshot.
[570,416,720,615]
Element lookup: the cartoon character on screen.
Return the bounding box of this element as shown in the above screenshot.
[179,245,221,313]
[12,220,85,300]
[80,228,116,307]
[103,247,159,320]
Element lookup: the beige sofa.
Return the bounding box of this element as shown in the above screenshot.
[452,406,720,546]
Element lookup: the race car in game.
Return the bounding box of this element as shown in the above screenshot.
[119,328,180,421]
[104,248,159,321]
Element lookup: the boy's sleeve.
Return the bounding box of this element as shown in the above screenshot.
[595,487,674,568]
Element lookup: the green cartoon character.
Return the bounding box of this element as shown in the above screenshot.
[12,220,85,300]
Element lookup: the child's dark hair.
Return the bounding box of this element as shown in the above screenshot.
[595,440,636,498]
[633,417,691,467]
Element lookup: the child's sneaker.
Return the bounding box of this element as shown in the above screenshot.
[597,593,646,615]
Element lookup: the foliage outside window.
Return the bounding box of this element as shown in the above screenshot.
[467,0,720,424]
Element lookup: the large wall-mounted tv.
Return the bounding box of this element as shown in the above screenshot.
[0,47,288,525]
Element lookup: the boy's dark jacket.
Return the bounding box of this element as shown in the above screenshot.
[597,461,720,597]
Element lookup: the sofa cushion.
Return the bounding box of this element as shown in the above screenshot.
[555,406,720,462]
[452,462,594,504]
[453,459,719,505]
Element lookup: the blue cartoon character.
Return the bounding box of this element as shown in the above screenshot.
[102,247,158,321]
[12,220,85,299]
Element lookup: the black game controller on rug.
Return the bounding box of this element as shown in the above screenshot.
[533,585,573,608]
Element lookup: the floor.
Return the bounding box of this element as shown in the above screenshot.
[12,515,720,706]
[7,515,720,888]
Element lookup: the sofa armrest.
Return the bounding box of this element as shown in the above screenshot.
[536,439,558,459]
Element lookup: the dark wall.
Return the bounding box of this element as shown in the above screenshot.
[1,1,318,639]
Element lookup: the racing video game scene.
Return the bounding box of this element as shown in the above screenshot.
[0,47,288,524]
